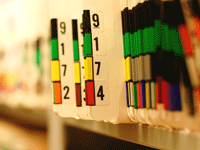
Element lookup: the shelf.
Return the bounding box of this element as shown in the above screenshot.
[1,104,200,150]
[0,104,47,129]
[64,118,200,150]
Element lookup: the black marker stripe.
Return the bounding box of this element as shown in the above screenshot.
[51,19,58,39]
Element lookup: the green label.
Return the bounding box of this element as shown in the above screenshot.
[85,33,92,55]
[51,39,59,60]
[73,40,79,61]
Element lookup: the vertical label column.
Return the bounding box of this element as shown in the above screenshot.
[121,8,133,107]
[83,10,95,106]
[35,38,44,95]
[58,19,76,104]
[90,10,109,106]
[72,19,82,107]
[50,19,62,104]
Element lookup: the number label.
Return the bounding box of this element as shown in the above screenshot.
[63,86,70,99]
[93,57,108,80]
[83,89,86,101]
[60,22,66,34]
[92,14,100,27]
[90,10,104,33]
[61,43,64,55]
[95,81,109,105]
[92,34,107,56]
[97,86,104,100]
[95,62,101,75]
[62,64,67,76]
[94,37,99,51]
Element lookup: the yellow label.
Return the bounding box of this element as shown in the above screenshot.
[74,62,81,83]
[84,57,93,80]
[146,82,150,108]
[125,57,131,81]
[51,60,60,82]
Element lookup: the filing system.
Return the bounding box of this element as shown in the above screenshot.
[49,0,200,130]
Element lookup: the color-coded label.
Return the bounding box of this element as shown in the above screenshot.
[141,82,146,108]
[51,39,59,60]
[146,82,150,108]
[86,81,95,105]
[83,10,96,106]
[75,83,82,106]
[137,83,141,108]
[168,83,181,110]
[53,82,62,104]
[58,18,76,104]
[151,82,156,109]
[84,57,94,81]
[85,33,93,55]
[133,83,138,108]
[129,82,134,107]
[73,40,79,61]
[74,62,81,84]
[124,56,132,82]
[126,82,129,107]
[72,19,83,107]
[128,82,131,107]
[162,80,169,109]
[51,60,60,82]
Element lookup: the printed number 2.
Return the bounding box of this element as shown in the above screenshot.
[97,86,105,100]
[64,86,70,99]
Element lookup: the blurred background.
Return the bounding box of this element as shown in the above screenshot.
[0,1,157,149]
[1,0,200,149]
[0,0,51,149]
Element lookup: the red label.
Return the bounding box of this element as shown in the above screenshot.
[86,81,95,106]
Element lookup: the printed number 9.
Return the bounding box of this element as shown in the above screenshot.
[92,14,99,27]
[60,22,66,34]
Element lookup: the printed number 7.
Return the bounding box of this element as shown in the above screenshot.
[95,62,101,75]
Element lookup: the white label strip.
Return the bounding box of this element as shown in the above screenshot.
[58,18,76,104]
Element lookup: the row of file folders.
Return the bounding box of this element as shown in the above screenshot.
[49,0,200,131]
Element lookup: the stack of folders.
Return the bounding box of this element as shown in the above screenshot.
[49,0,200,131]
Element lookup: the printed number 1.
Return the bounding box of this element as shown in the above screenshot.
[61,43,64,55]
[94,37,99,51]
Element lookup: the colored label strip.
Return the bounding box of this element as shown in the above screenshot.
[72,19,82,106]
[51,19,62,104]
[83,10,95,106]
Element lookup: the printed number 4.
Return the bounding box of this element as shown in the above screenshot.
[97,85,105,100]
